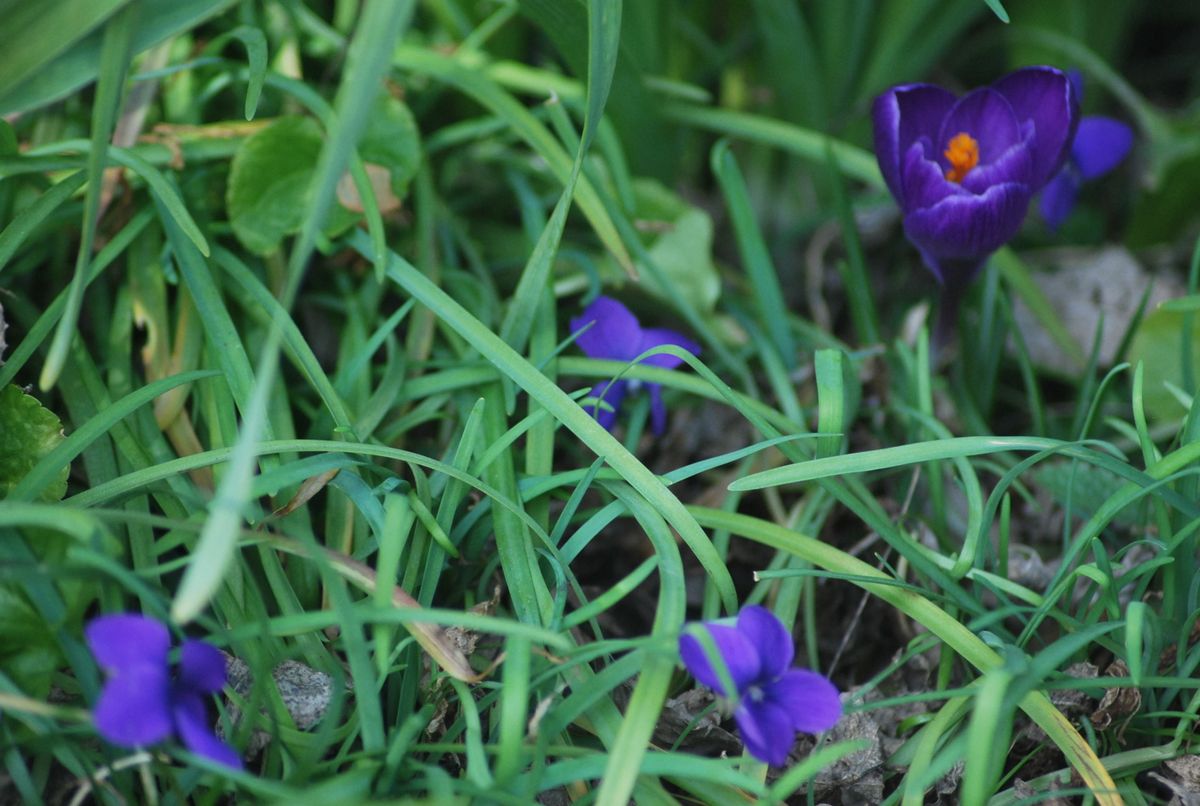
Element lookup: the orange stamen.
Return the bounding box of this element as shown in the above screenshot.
[944,132,979,183]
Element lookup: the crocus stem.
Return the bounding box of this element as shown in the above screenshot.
[934,279,968,352]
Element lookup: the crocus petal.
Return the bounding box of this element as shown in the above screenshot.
[179,640,227,694]
[937,88,1022,165]
[86,614,170,673]
[585,380,627,430]
[93,664,173,747]
[638,328,700,370]
[873,84,957,200]
[734,699,796,766]
[734,606,794,679]
[959,126,1035,194]
[900,141,968,211]
[172,693,243,770]
[767,669,842,734]
[648,384,668,436]
[570,296,643,362]
[1039,170,1080,231]
[1072,116,1133,180]
[903,181,1032,263]
[679,624,761,696]
[992,66,1079,189]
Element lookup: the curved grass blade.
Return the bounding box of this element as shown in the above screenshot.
[8,369,217,501]
[0,171,87,279]
[39,3,136,390]
[663,102,882,188]
[392,44,633,274]
[689,507,1120,804]
[353,231,738,613]
[595,483,684,806]
[172,1,415,625]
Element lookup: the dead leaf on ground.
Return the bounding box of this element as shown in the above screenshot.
[812,702,884,806]
[1091,659,1141,735]
[652,688,740,758]
[1012,776,1072,805]
[444,586,501,659]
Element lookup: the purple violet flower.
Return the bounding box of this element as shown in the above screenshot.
[679,606,842,766]
[1039,72,1134,231]
[873,66,1080,288]
[570,296,699,435]
[86,614,242,770]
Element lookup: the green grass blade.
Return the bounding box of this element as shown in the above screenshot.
[353,231,738,613]
[39,2,135,390]
[0,171,87,279]
[663,103,883,188]
[711,140,796,368]
[9,370,216,501]
[689,507,1120,804]
[173,0,414,625]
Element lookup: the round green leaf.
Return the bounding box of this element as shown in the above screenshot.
[359,93,422,196]
[1127,307,1200,423]
[0,384,68,502]
[227,115,324,256]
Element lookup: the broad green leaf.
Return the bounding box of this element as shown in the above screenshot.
[227,116,325,256]
[0,384,68,502]
[0,586,59,698]
[359,94,422,196]
[616,179,719,313]
[1127,307,1200,423]
[227,105,411,256]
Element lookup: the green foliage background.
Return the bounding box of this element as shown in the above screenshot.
[2,0,1200,803]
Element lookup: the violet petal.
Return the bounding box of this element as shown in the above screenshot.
[903,181,1032,262]
[86,614,170,673]
[172,693,244,770]
[93,664,173,747]
[873,84,957,200]
[992,66,1079,189]
[734,699,796,766]
[959,132,1035,195]
[900,142,968,212]
[767,669,843,734]
[585,380,627,430]
[570,296,643,362]
[679,624,761,696]
[1039,170,1080,231]
[179,640,227,694]
[734,606,794,679]
[937,88,1022,165]
[1072,116,1133,180]
[638,328,700,370]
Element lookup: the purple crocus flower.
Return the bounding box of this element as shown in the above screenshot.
[570,296,699,435]
[1039,72,1133,231]
[873,66,1080,288]
[86,614,242,769]
[679,606,841,766]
